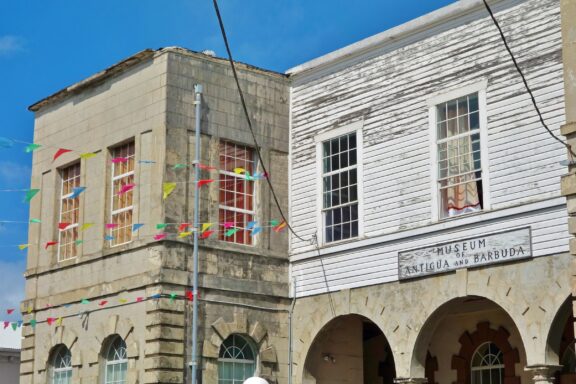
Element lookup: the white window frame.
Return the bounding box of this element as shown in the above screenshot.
[51,346,72,384]
[217,334,257,384]
[428,81,491,222]
[315,120,364,246]
[57,163,81,262]
[470,342,505,384]
[104,338,128,384]
[109,142,135,247]
[218,140,258,246]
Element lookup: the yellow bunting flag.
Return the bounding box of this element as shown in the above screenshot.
[233,167,246,174]
[79,152,97,160]
[178,231,192,238]
[18,244,29,250]
[27,307,33,314]
[163,182,176,200]
[55,317,63,326]
[118,298,128,304]
[201,223,212,233]
[80,223,94,231]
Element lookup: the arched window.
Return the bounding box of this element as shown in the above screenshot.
[471,342,505,384]
[218,334,256,383]
[51,345,72,384]
[104,337,128,384]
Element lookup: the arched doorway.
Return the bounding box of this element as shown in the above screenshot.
[546,296,574,384]
[303,314,395,384]
[412,296,527,384]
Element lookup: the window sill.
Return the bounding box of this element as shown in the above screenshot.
[319,235,363,250]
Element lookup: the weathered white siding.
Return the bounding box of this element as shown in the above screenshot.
[289,0,568,297]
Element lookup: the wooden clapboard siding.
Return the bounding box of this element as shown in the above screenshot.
[289,0,567,297]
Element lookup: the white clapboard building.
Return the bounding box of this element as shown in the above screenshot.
[286,0,574,383]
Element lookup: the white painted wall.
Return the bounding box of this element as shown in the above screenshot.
[289,0,568,297]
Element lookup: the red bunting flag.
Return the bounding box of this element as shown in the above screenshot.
[199,230,214,239]
[6,309,14,315]
[136,297,144,302]
[53,148,72,161]
[197,163,217,170]
[99,300,108,307]
[111,157,128,163]
[3,321,8,329]
[118,184,135,195]
[186,290,194,301]
[178,223,190,232]
[47,317,55,326]
[197,179,214,188]
[45,241,58,249]
[58,222,71,230]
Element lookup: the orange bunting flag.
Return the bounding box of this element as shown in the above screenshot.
[197,179,214,188]
[199,230,214,239]
[53,148,72,161]
[7,309,14,315]
[45,241,58,249]
[178,223,190,232]
[47,317,55,326]
[99,300,108,307]
[58,222,71,230]
[273,221,287,232]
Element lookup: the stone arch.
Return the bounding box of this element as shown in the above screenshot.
[37,325,80,371]
[545,295,572,366]
[411,296,526,381]
[302,313,396,384]
[203,312,278,383]
[452,321,520,384]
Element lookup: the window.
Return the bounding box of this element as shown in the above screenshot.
[218,334,256,384]
[321,132,359,243]
[219,141,256,245]
[51,346,72,384]
[471,343,504,384]
[436,93,483,219]
[110,142,135,246]
[104,337,128,384]
[58,163,81,261]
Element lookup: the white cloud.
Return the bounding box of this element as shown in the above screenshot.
[0,35,25,57]
[0,260,25,311]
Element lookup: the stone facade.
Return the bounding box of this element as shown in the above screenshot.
[22,48,290,383]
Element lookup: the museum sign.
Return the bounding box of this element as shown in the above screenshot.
[398,227,532,280]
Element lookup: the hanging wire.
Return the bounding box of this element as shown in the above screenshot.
[481,0,576,160]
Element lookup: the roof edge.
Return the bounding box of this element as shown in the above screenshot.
[286,0,510,76]
[28,49,156,112]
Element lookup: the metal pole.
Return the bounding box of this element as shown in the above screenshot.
[190,83,203,384]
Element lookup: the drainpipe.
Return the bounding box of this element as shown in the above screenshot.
[190,83,203,384]
[288,278,296,384]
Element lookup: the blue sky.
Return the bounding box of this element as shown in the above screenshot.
[0,0,455,319]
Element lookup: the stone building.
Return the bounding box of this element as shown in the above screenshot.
[0,328,22,384]
[287,0,575,383]
[22,48,290,383]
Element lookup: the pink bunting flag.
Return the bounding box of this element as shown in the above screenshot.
[197,163,217,170]
[6,309,14,315]
[118,184,135,195]
[47,317,55,326]
[105,223,118,229]
[58,222,71,230]
[111,157,128,163]
[154,233,167,241]
[197,179,214,188]
[53,148,72,161]
[3,321,8,329]
[223,222,234,229]
[136,297,144,302]
[45,241,58,249]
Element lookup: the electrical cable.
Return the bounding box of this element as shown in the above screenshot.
[481,0,576,159]
[211,0,308,243]
[313,232,337,317]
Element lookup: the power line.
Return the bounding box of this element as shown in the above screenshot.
[481,0,576,159]
[211,0,308,243]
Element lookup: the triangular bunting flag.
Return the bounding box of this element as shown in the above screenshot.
[201,223,212,232]
[30,319,37,328]
[7,309,14,315]
[80,223,94,231]
[186,290,194,301]
[132,223,144,232]
[199,230,214,239]
[225,228,239,237]
[154,233,167,241]
[178,231,192,238]
[163,182,176,200]
[69,187,86,199]
[45,241,58,249]
[11,322,17,331]
[30,218,41,223]
[53,148,72,161]
[24,189,40,203]
[197,179,214,188]
[169,293,176,303]
[18,244,29,250]
[58,222,71,230]
[47,317,55,326]
[79,152,97,160]
[25,143,41,153]
[155,223,167,230]
[250,227,263,236]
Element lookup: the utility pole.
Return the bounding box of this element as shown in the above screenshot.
[190,84,203,384]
